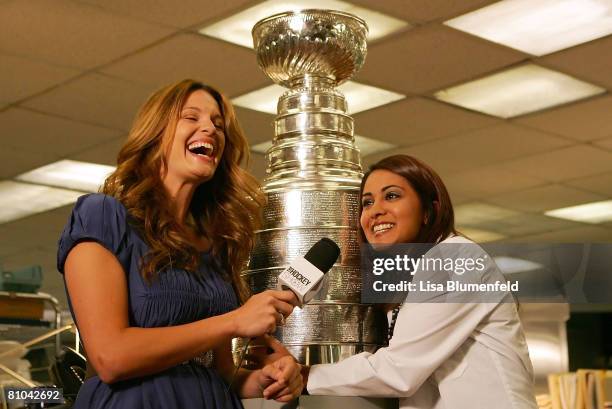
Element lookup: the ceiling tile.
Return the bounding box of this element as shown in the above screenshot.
[0,54,80,105]
[0,147,58,179]
[565,172,612,197]
[354,97,499,146]
[456,227,506,242]
[21,73,157,131]
[539,35,612,89]
[444,163,547,199]
[0,108,121,157]
[0,245,58,272]
[349,0,497,23]
[0,0,173,70]
[455,202,520,224]
[79,0,254,28]
[508,225,612,243]
[356,25,527,94]
[0,204,73,245]
[235,107,275,145]
[594,137,612,151]
[515,95,612,142]
[371,123,571,175]
[497,145,612,182]
[0,244,21,259]
[487,184,606,213]
[69,136,125,166]
[101,33,269,97]
[465,213,580,237]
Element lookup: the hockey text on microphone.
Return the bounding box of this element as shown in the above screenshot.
[285,266,311,287]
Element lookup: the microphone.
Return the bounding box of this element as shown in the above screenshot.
[277,238,341,306]
[226,239,340,397]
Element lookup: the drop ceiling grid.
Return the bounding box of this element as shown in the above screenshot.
[460,213,582,237]
[19,73,160,131]
[564,172,612,197]
[68,136,128,166]
[348,0,499,24]
[482,145,612,183]
[505,225,612,243]
[486,184,608,213]
[442,163,549,199]
[538,34,612,90]
[513,95,612,142]
[0,1,612,303]
[0,145,62,179]
[0,108,122,156]
[77,0,261,29]
[0,206,72,247]
[0,0,175,70]
[392,123,575,174]
[352,97,501,147]
[594,137,612,151]
[99,33,270,97]
[355,24,528,95]
[0,54,81,106]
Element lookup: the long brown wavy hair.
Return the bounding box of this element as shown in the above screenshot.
[102,79,265,301]
[359,154,458,244]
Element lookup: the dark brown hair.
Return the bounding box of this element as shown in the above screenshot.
[103,79,265,301]
[359,154,457,244]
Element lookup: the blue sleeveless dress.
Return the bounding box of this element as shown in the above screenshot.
[57,194,243,409]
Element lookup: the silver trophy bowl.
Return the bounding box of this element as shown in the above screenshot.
[240,9,385,367]
[253,9,368,87]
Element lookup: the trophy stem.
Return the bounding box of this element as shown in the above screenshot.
[288,74,336,90]
[265,71,362,190]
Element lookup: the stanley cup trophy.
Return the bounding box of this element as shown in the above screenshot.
[242,9,387,365]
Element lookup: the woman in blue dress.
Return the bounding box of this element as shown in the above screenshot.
[57,79,303,409]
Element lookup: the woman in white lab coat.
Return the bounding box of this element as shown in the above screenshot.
[266,154,538,409]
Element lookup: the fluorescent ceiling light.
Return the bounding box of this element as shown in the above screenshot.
[493,256,543,274]
[458,227,506,243]
[340,82,405,115]
[0,181,82,224]
[455,202,519,225]
[434,64,605,118]
[233,82,405,115]
[545,200,612,223]
[353,135,396,157]
[251,134,395,157]
[234,85,280,116]
[445,0,612,56]
[199,0,409,49]
[16,160,115,192]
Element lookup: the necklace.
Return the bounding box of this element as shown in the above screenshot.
[387,305,401,343]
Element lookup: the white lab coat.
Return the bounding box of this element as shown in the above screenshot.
[307,236,538,409]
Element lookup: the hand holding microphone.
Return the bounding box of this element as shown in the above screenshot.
[229,290,298,338]
[257,238,340,401]
[230,237,340,338]
[226,238,341,400]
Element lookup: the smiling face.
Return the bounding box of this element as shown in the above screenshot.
[164,89,226,186]
[360,169,426,245]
